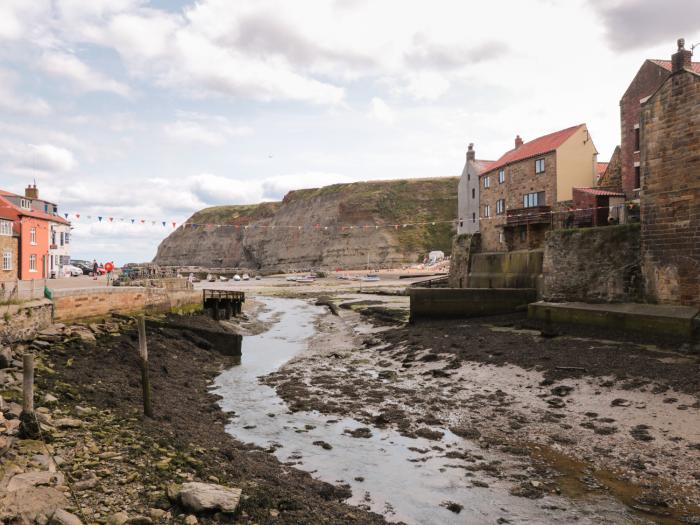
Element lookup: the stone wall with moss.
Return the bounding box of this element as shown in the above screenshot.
[543,224,642,303]
[448,234,479,288]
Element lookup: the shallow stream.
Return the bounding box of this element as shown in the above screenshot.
[213,297,636,524]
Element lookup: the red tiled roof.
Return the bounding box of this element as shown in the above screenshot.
[596,162,609,176]
[483,124,585,175]
[0,194,70,224]
[574,187,625,197]
[650,59,700,75]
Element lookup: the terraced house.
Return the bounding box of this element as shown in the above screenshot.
[478,124,598,251]
[0,212,18,282]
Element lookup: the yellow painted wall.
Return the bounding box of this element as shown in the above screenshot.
[555,125,598,201]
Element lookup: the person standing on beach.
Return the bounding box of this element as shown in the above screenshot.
[92,259,98,280]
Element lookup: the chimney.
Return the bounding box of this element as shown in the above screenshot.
[25,184,38,200]
[514,135,524,149]
[672,38,692,73]
[466,143,475,161]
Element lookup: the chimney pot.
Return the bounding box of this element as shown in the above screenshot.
[672,37,692,72]
[515,135,524,149]
[466,142,475,161]
[24,184,39,200]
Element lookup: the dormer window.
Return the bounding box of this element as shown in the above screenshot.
[20,198,31,210]
[535,158,545,174]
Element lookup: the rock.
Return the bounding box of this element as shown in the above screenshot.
[611,398,632,407]
[107,512,129,525]
[312,440,333,450]
[6,471,64,491]
[449,425,481,440]
[74,406,92,416]
[0,486,69,523]
[125,516,152,525]
[148,509,166,520]
[184,516,198,525]
[73,475,98,491]
[70,328,96,345]
[43,394,59,405]
[0,347,12,369]
[550,385,574,397]
[54,418,82,429]
[179,482,242,513]
[166,483,181,503]
[50,509,83,525]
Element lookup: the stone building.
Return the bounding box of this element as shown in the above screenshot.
[0,213,18,282]
[478,124,598,252]
[619,51,700,200]
[457,143,491,235]
[640,39,700,306]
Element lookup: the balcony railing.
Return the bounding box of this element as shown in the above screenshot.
[506,206,552,227]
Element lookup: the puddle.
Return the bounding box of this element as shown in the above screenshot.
[213,297,640,524]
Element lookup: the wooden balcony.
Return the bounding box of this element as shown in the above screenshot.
[506,206,552,227]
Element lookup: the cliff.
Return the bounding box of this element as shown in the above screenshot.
[153,177,458,271]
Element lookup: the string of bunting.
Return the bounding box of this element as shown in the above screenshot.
[54,202,632,231]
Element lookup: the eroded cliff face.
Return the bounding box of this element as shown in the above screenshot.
[153,177,457,271]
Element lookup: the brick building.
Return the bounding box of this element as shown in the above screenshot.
[478,124,598,252]
[457,143,491,235]
[619,50,700,200]
[0,213,18,282]
[640,39,700,306]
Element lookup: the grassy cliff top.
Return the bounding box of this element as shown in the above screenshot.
[187,201,281,224]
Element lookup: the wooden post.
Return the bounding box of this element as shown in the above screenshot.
[137,316,153,418]
[19,353,40,438]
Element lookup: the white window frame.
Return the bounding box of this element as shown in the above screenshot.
[20,198,31,210]
[29,254,37,272]
[535,158,545,174]
[30,227,37,245]
[496,199,505,215]
[498,169,505,184]
[483,176,491,189]
[2,251,11,271]
[484,204,491,218]
[0,220,11,236]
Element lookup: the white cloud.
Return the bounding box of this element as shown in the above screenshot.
[164,112,252,146]
[0,68,52,116]
[25,144,77,173]
[39,51,132,97]
[369,97,395,124]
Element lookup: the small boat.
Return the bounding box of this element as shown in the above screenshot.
[255,275,262,280]
[296,275,316,283]
[242,273,250,281]
[207,274,216,282]
[286,275,298,282]
[362,274,380,282]
[219,276,229,282]
[233,274,241,281]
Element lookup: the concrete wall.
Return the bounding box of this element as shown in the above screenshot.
[555,125,598,202]
[640,68,700,306]
[543,224,642,303]
[0,299,53,343]
[52,287,201,322]
[410,287,536,321]
[469,250,543,293]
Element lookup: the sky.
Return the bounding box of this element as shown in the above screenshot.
[0,0,698,264]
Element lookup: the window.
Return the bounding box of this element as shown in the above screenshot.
[51,228,56,245]
[471,188,475,199]
[29,254,37,272]
[472,212,476,223]
[2,251,11,271]
[535,158,545,174]
[30,227,37,245]
[496,199,505,215]
[484,176,490,189]
[520,226,527,241]
[484,204,491,218]
[65,232,70,245]
[498,169,505,184]
[499,232,504,244]
[459,219,463,228]
[634,126,640,152]
[0,220,11,236]
[60,232,64,246]
[20,198,30,209]
[523,191,546,208]
[634,166,641,189]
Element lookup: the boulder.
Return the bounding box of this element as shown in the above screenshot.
[6,471,64,492]
[0,486,69,524]
[179,482,242,513]
[54,418,82,429]
[107,512,129,525]
[50,509,83,525]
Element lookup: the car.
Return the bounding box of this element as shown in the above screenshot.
[62,264,83,277]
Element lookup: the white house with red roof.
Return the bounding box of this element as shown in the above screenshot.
[477,124,598,251]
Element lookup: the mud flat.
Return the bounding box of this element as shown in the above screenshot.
[263,295,700,524]
[2,298,388,524]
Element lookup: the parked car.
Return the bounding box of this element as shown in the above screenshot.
[62,264,83,277]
